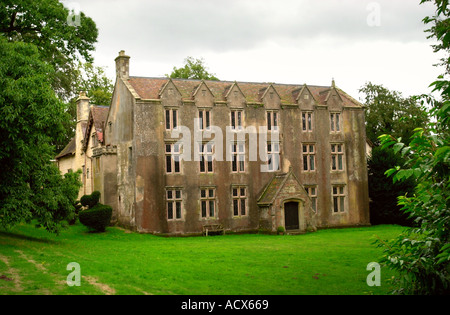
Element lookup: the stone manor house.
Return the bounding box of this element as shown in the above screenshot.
[55,51,370,235]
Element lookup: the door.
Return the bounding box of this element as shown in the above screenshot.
[284,202,299,230]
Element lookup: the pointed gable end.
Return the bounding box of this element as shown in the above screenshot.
[260,84,281,109]
[159,79,182,106]
[193,81,214,108]
[225,82,246,108]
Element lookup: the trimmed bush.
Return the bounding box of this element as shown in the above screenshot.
[79,204,112,232]
[80,191,101,209]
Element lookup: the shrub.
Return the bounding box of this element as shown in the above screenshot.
[79,204,112,232]
[80,191,101,209]
[277,226,285,235]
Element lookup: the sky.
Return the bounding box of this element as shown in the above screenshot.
[69,0,442,101]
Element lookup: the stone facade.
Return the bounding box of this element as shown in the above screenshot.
[66,50,370,235]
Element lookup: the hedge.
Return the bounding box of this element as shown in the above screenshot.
[79,204,112,232]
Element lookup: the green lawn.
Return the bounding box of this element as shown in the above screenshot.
[0,223,404,295]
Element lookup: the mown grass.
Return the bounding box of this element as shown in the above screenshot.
[0,223,405,295]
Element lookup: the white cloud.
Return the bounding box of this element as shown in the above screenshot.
[72,0,441,99]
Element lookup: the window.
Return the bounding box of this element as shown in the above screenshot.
[331,143,344,171]
[200,188,216,219]
[165,109,178,130]
[198,109,211,130]
[302,112,313,132]
[267,111,278,131]
[330,113,341,132]
[302,144,315,172]
[167,189,182,220]
[231,110,243,130]
[231,142,245,173]
[165,143,181,174]
[199,143,214,173]
[332,185,345,213]
[232,186,247,217]
[305,186,318,213]
[267,142,280,171]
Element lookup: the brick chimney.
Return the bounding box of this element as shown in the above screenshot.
[115,50,130,79]
[76,91,90,123]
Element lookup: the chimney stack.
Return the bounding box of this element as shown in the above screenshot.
[76,91,90,122]
[115,50,130,79]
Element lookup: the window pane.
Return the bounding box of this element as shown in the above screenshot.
[201,200,207,217]
[237,111,242,128]
[176,202,181,219]
[240,199,246,215]
[206,111,210,128]
[339,187,344,195]
[336,114,340,131]
[209,189,214,197]
[333,197,339,213]
[273,112,278,128]
[302,113,306,131]
[166,144,171,153]
[239,156,245,172]
[238,144,244,153]
[331,144,336,153]
[209,201,215,217]
[168,202,173,219]
[233,199,239,216]
[233,188,238,197]
[340,196,345,212]
[338,155,343,170]
[303,145,307,153]
[231,111,236,128]
[201,189,206,198]
[308,113,312,130]
[267,112,271,130]
[232,155,237,172]
[310,155,315,171]
[199,111,203,129]
[174,159,180,173]
[309,145,314,153]
[240,188,246,197]
[173,110,177,129]
[175,190,181,199]
[200,156,205,172]
[165,110,171,129]
[332,156,336,170]
[333,187,338,195]
[207,159,213,172]
[330,114,335,131]
[167,190,173,199]
[166,156,172,173]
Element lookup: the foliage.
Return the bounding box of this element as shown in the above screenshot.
[367,146,415,226]
[374,0,450,295]
[79,204,112,233]
[167,56,219,81]
[0,37,82,234]
[80,191,101,209]
[359,82,429,146]
[0,0,98,101]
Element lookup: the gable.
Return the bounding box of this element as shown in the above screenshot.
[160,79,182,107]
[258,170,308,206]
[193,81,214,108]
[296,85,316,109]
[260,85,281,109]
[225,82,246,108]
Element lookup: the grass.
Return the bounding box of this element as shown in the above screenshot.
[0,222,405,295]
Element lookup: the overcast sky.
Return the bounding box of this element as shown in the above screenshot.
[70,0,441,100]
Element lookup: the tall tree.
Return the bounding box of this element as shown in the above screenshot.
[0,37,81,234]
[377,0,450,295]
[359,82,429,146]
[167,56,219,81]
[0,0,98,101]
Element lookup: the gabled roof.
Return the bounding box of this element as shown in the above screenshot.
[83,105,110,150]
[257,168,305,206]
[126,77,363,108]
[55,137,76,159]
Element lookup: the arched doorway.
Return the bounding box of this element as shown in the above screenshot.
[284,201,299,230]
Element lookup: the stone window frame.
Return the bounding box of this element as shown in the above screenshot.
[164,108,178,131]
[231,185,248,218]
[302,111,313,132]
[304,185,318,213]
[331,184,346,214]
[331,143,345,172]
[198,142,214,174]
[230,110,244,130]
[166,187,183,221]
[165,142,181,174]
[198,109,211,131]
[266,141,281,172]
[330,112,342,133]
[266,110,279,131]
[231,141,245,173]
[200,186,217,219]
[302,143,316,172]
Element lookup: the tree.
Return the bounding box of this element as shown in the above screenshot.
[57,62,113,153]
[0,37,81,234]
[0,0,98,101]
[359,82,429,146]
[167,56,219,81]
[376,0,450,295]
